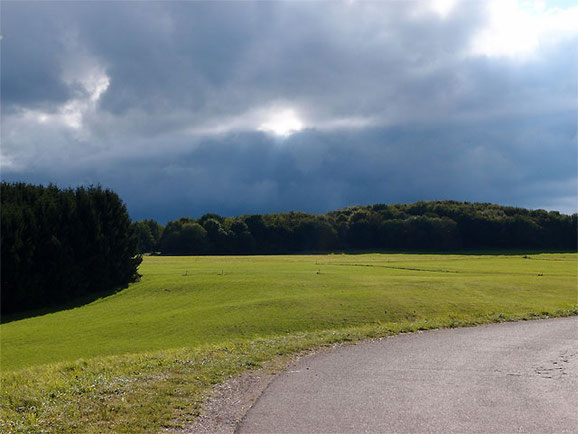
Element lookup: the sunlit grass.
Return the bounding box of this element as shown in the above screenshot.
[1,253,576,432]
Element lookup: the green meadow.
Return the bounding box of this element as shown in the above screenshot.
[1,253,577,432]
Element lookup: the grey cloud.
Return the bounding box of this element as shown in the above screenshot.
[1,3,73,109]
[1,1,576,220]
[2,2,485,122]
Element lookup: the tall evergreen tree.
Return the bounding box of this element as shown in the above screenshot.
[1,182,142,314]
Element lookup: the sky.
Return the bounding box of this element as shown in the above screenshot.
[1,0,577,223]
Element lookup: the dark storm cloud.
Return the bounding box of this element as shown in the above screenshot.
[1,3,73,110]
[3,2,487,125]
[1,1,577,220]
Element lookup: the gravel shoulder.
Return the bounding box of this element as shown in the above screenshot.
[177,344,351,433]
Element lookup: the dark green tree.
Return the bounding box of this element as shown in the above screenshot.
[1,182,141,314]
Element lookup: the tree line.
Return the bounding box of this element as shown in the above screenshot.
[136,201,577,255]
[1,182,141,314]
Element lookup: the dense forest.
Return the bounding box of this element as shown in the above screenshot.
[137,201,576,255]
[1,183,141,314]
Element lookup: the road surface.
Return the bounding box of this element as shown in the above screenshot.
[238,317,578,433]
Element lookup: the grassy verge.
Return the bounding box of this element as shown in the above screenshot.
[2,310,577,433]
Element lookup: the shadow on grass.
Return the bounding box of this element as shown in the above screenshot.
[1,284,129,325]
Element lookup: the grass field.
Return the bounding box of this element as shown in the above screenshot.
[1,253,577,432]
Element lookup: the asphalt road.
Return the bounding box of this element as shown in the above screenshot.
[238,317,578,433]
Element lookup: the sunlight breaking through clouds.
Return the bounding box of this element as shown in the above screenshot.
[184,106,376,139]
[258,109,304,137]
[430,0,458,18]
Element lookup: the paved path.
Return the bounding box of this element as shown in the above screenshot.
[238,317,578,433]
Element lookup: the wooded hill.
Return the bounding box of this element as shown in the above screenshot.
[138,201,577,255]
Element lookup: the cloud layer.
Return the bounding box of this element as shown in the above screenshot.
[2,0,577,221]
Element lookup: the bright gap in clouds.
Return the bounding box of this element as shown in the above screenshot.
[472,0,578,58]
[258,109,304,137]
[31,69,110,130]
[431,0,458,18]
